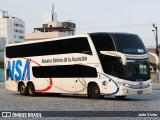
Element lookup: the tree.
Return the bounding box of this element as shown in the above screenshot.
[0,60,4,68]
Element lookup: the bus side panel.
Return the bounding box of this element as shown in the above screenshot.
[100,76,119,95]
[61,78,75,94]
[31,77,62,93]
[5,58,26,92]
[5,80,18,91]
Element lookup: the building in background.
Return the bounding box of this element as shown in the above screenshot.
[25,4,76,41]
[0,9,25,61]
[0,37,6,61]
[0,9,25,44]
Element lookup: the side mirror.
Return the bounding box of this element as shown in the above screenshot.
[100,51,127,65]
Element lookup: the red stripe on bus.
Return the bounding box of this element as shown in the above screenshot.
[5,57,53,92]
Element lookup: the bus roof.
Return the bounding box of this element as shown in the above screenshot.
[6,32,137,47]
[5,34,90,47]
[89,32,137,36]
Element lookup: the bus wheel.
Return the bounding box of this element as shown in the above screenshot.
[88,83,103,99]
[28,83,36,96]
[19,83,27,96]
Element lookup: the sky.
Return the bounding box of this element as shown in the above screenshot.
[0,0,160,47]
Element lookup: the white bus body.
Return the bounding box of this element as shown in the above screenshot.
[4,33,152,98]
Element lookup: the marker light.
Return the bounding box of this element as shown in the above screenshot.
[123,89,129,93]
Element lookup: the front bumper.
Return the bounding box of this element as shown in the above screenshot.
[115,85,152,96]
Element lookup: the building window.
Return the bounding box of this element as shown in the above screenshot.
[19,36,24,39]
[14,29,17,32]
[14,23,24,28]
[20,24,24,28]
[14,29,23,33]
[14,35,24,39]
[14,41,20,43]
[14,23,19,27]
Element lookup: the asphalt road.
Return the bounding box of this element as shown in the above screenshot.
[0,82,160,119]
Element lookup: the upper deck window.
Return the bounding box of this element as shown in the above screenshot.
[112,34,146,54]
[6,37,92,58]
[90,34,116,52]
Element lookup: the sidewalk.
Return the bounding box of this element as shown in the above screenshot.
[152,83,160,90]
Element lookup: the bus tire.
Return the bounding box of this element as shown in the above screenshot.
[19,83,27,96]
[28,83,36,96]
[88,83,103,99]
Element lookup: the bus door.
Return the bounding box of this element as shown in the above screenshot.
[61,65,76,94]
[75,64,97,94]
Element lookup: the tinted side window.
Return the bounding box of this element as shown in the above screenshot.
[90,34,123,77]
[62,37,92,55]
[6,37,92,58]
[100,55,124,78]
[90,34,115,52]
[32,65,97,78]
[72,38,92,55]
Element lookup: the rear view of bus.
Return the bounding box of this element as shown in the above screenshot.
[90,33,151,98]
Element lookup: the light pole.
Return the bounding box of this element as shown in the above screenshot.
[152,23,160,83]
[152,23,159,57]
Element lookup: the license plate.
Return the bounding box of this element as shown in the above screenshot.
[137,90,143,94]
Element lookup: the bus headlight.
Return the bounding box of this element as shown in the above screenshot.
[120,82,151,89]
[120,83,131,87]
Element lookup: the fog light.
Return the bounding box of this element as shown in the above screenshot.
[123,89,129,93]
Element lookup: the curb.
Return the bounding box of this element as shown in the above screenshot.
[152,84,160,90]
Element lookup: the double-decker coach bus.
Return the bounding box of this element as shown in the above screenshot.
[4,32,151,99]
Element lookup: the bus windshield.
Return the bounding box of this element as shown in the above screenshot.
[112,34,146,54]
[90,33,150,81]
[123,59,150,81]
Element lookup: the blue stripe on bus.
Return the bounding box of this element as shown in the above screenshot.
[98,72,119,95]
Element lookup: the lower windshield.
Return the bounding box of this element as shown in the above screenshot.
[123,59,150,81]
